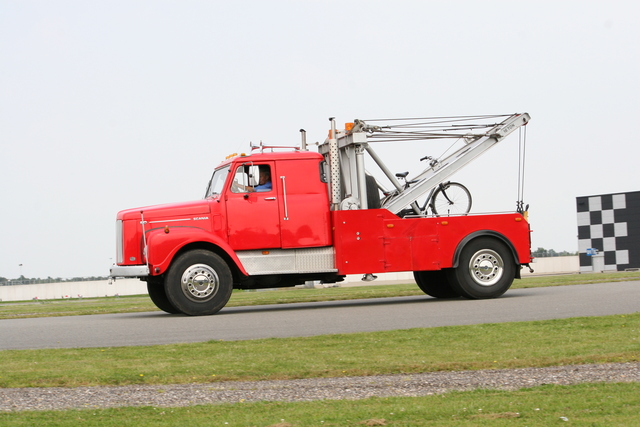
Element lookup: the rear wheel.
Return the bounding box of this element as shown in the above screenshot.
[164,250,233,316]
[446,237,515,299]
[413,270,460,298]
[147,278,180,314]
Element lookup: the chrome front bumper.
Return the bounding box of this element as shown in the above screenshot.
[109,265,150,278]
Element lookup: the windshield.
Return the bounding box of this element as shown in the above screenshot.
[204,165,231,198]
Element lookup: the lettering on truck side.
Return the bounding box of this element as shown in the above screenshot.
[501,123,515,135]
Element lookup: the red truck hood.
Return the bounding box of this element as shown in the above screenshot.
[117,200,211,221]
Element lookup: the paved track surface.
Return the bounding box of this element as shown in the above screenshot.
[2,281,639,350]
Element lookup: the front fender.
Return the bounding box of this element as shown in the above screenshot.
[145,226,247,276]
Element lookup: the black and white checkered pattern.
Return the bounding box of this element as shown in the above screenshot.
[576,191,640,272]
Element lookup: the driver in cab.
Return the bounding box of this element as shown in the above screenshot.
[233,166,272,193]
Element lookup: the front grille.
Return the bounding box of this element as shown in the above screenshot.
[116,219,123,264]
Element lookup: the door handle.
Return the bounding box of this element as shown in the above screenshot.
[264,197,276,201]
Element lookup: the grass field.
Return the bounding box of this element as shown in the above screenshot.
[1,313,638,388]
[1,272,639,425]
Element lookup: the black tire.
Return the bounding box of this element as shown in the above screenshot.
[413,270,460,298]
[366,174,381,209]
[164,250,233,316]
[430,182,472,216]
[147,278,180,314]
[446,237,515,299]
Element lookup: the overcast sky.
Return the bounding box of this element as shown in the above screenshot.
[2,1,639,279]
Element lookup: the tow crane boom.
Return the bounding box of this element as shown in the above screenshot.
[318,113,530,215]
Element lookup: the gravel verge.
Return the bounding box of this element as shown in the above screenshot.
[2,362,639,412]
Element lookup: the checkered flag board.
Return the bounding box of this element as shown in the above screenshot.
[576,191,640,272]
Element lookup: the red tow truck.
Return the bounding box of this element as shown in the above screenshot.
[110,114,532,315]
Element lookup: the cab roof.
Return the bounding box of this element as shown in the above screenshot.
[217,150,323,168]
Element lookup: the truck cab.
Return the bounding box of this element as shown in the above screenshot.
[111,150,343,315]
[210,151,333,251]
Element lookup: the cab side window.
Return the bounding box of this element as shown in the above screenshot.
[231,165,272,193]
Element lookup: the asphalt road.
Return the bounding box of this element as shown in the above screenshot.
[2,281,639,350]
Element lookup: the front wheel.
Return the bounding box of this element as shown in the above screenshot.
[164,250,233,316]
[446,237,515,299]
[430,182,472,216]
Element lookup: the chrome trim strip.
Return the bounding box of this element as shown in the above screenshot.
[148,218,192,224]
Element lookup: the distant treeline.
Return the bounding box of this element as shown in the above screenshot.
[531,248,578,258]
[0,276,110,286]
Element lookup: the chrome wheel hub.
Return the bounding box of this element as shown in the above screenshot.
[468,249,504,286]
[181,264,219,302]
